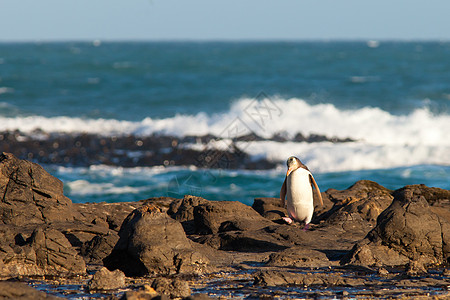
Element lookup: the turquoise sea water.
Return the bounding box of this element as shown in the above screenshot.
[1,41,449,204]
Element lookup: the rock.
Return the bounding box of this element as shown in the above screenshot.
[406,259,427,276]
[342,185,450,267]
[266,247,331,268]
[184,295,216,300]
[0,152,75,226]
[120,286,161,300]
[253,270,364,287]
[377,268,389,276]
[0,281,60,299]
[195,228,289,252]
[252,197,286,221]
[104,204,209,276]
[0,226,86,277]
[151,277,191,298]
[318,180,393,230]
[81,233,120,264]
[193,200,274,235]
[88,267,125,291]
[168,195,210,234]
[29,227,86,275]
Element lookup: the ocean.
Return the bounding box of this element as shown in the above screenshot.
[0,41,449,205]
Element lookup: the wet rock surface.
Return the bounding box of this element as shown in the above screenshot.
[0,153,449,299]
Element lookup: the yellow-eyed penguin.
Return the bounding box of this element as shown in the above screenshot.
[280,156,323,229]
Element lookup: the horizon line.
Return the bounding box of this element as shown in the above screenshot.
[1,37,450,44]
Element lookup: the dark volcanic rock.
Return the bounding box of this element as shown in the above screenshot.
[266,247,331,268]
[0,281,59,299]
[252,197,286,221]
[29,227,86,275]
[254,270,364,287]
[151,277,191,298]
[188,199,295,252]
[0,153,137,278]
[193,200,274,235]
[317,180,394,234]
[168,195,210,234]
[0,152,75,226]
[0,226,86,277]
[103,204,210,277]
[81,233,120,265]
[342,185,450,267]
[88,267,125,291]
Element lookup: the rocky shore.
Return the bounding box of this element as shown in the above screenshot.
[0,152,449,299]
[0,130,354,169]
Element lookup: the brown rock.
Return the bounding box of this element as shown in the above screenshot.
[168,195,210,234]
[0,152,75,226]
[29,227,86,275]
[406,259,427,276]
[0,281,60,299]
[103,204,209,276]
[252,197,286,221]
[88,267,125,291]
[0,226,86,277]
[253,270,364,287]
[151,277,191,298]
[193,200,274,235]
[266,247,331,268]
[342,185,450,267]
[81,233,120,264]
[319,180,393,229]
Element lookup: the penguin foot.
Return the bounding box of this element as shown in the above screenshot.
[302,223,310,231]
[282,217,293,225]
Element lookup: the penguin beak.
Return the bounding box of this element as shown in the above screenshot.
[286,166,295,177]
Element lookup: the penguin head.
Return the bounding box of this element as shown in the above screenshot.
[286,156,302,176]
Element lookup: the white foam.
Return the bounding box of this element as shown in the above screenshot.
[2,97,450,172]
[2,97,449,146]
[238,141,450,173]
[66,179,145,196]
[0,87,14,95]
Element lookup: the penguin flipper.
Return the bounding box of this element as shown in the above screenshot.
[280,177,287,207]
[309,174,323,206]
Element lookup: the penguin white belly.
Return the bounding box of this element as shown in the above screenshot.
[286,168,314,224]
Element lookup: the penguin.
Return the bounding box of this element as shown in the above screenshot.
[280,156,323,229]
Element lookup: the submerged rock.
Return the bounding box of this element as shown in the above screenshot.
[342,185,450,267]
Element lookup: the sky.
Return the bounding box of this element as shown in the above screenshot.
[0,0,449,41]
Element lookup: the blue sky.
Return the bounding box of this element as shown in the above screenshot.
[1,0,449,41]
